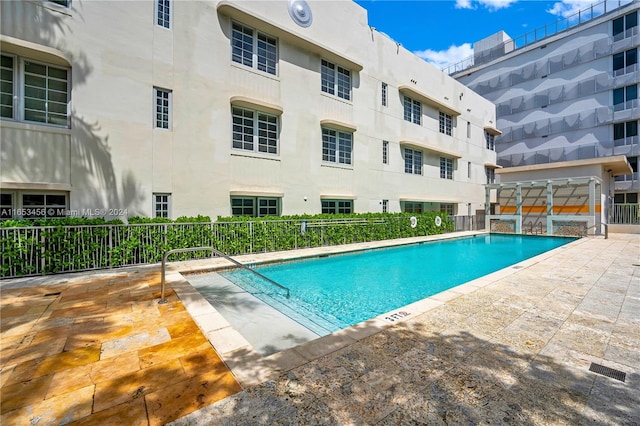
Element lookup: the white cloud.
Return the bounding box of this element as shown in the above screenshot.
[414,43,474,70]
[455,0,518,11]
[546,0,596,18]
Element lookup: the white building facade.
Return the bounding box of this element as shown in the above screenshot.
[451,0,639,217]
[0,0,498,220]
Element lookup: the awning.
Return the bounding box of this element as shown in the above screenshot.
[398,85,461,116]
[400,140,462,159]
[230,96,283,115]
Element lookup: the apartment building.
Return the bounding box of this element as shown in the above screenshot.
[0,0,498,220]
[449,0,639,221]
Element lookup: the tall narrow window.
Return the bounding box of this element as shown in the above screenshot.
[154,193,171,218]
[0,55,14,119]
[156,0,171,29]
[381,82,388,106]
[468,162,472,179]
[231,22,277,75]
[439,112,452,136]
[404,148,422,175]
[322,128,352,165]
[321,60,351,100]
[154,88,171,129]
[232,107,279,154]
[382,140,389,164]
[403,96,421,125]
[486,167,495,184]
[382,199,388,213]
[466,121,471,138]
[440,157,453,180]
[485,132,495,150]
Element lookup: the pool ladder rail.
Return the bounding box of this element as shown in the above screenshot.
[159,246,290,304]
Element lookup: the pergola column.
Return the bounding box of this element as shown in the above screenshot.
[546,181,553,235]
[515,183,522,233]
[485,186,491,230]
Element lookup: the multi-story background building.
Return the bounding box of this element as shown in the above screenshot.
[0,0,498,220]
[448,0,639,223]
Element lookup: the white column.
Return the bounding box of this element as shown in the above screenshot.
[485,186,491,231]
[515,183,522,234]
[546,181,553,235]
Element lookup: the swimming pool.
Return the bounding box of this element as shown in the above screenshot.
[221,234,575,335]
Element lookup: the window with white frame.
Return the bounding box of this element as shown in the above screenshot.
[439,111,452,136]
[382,199,388,213]
[321,59,351,100]
[381,82,388,106]
[156,0,171,29]
[382,140,389,164]
[486,167,495,184]
[404,148,422,175]
[485,131,495,150]
[613,84,637,109]
[231,196,280,217]
[232,106,278,154]
[231,22,277,75]
[154,87,171,129]
[1,54,70,126]
[440,203,454,216]
[322,128,352,165]
[403,202,423,213]
[154,193,171,218]
[614,120,638,146]
[440,157,453,180]
[322,199,352,214]
[613,11,638,39]
[613,48,637,75]
[403,96,421,125]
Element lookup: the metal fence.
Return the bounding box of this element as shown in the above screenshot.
[0,215,458,278]
[611,204,640,224]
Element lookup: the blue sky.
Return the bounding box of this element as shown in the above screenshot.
[353,0,612,69]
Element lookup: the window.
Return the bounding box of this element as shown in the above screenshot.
[156,0,171,29]
[403,202,423,213]
[154,193,171,218]
[322,200,352,214]
[381,82,388,106]
[468,162,472,179]
[1,55,13,119]
[0,193,13,219]
[467,121,471,138]
[21,193,66,218]
[613,84,637,110]
[382,140,389,164]
[154,88,171,129]
[403,96,421,125]
[613,48,637,75]
[2,54,70,126]
[613,11,638,39]
[614,120,638,146]
[231,197,280,217]
[439,112,452,136]
[322,128,352,165]
[382,199,388,213]
[440,203,454,216]
[49,0,70,6]
[232,107,278,154]
[440,157,453,180]
[321,60,351,100]
[231,22,277,75]
[486,167,495,184]
[404,148,422,175]
[485,131,495,150]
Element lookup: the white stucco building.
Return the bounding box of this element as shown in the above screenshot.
[0,0,498,220]
[449,0,639,224]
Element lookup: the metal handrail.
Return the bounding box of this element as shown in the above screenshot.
[584,223,609,239]
[159,246,290,304]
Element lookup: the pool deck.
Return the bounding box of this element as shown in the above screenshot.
[1,232,639,424]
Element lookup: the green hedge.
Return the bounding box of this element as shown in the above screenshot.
[0,213,452,278]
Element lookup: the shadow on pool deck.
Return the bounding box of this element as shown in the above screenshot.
[0,270,241,425]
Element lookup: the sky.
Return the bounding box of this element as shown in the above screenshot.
[353,0,610,69]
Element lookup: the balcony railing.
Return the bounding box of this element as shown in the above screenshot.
[610,203,640,223]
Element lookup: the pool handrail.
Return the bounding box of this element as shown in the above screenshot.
[159,246,290,304]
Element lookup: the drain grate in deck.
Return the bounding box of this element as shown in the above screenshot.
[589,363,626,382]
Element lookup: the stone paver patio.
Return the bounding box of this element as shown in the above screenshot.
[1,233,638,425]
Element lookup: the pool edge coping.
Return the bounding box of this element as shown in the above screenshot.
[170,231,589,388]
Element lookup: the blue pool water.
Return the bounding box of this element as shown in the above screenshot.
[221,234,575,335]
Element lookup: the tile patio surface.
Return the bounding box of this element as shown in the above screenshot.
[1,232,639,425]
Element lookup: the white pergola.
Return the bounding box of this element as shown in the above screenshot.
[485,176,602,235]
